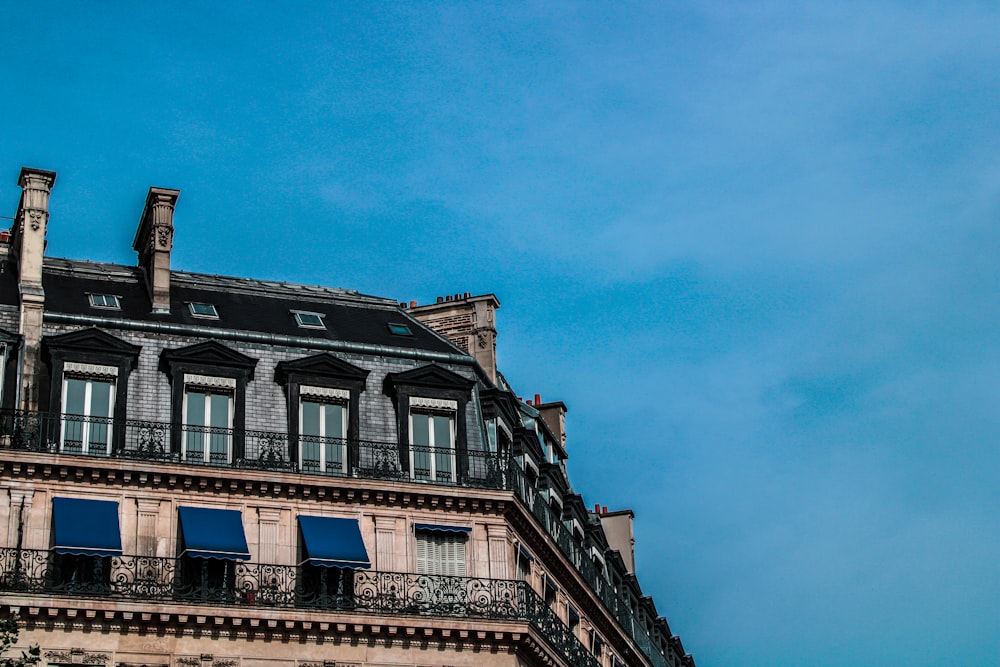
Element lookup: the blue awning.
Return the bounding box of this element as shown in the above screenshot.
[518,545,535,562]
[298,515,370,569]
[545,575,560,593]
[413,523,472,534]
[52,497,122,557]
[178,506,250,560]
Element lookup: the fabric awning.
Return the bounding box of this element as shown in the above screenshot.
[52,497,122,557]
[298,515,371,569]
[518,544,535,562]
[413,523,472,534]
[178,506,250,560]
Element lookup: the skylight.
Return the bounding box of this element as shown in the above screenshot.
[88,293,121,309]
[188,302,219,319]
[292,310,326,329]
[387,322,413,336]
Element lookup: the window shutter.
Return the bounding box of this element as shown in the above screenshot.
[416,532,467,576]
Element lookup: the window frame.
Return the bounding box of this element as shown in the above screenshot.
[161,341,258,463]
[88,293,121,310]
[292,310,327,329]
[181,379,235,464]
[60,372,116,456]
[298,394,349,474]
[408,406,457,483]
[275,353,369,475]
[43,329,141,455]
[187,301,220,319]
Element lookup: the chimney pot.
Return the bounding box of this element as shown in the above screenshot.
[445,295,452,302]
[409,300,417,308]
[595,504,601,513]
[534,393,541,404]
[465,291,471,298]
[436,296,444,303]
[526,399,533,406]
[603,506,608,514]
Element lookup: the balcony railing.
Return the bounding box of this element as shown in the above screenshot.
[0,409,669,667]
[508,463,672,667]
[0,410,505,489]
[0,548,598,667]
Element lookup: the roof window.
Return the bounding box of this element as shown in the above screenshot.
[188,302,219,319]
[387,323,413,336]
[292,310,326,329]
[88,293,121,309]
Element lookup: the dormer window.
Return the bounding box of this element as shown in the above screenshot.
[387,323,412,336]
[88,294,121,309]
[292,311,326,329]
[188,302,219,319]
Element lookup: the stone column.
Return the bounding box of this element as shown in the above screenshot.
[136,498,162,556]
[373,515,399,572]
[257,507,281,564]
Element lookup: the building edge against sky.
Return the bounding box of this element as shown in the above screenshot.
[0,167,695,667]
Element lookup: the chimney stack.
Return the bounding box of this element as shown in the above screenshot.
[535,400,568,452]
[408,293,501,383]
[12,167,56,409]
[133,187,179,313]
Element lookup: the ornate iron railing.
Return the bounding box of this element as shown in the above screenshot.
[0,548,597,667]
[0,410,504,489]
[508,462,671,667]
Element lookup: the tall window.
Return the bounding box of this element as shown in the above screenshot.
[183,384,233,464]
[415,531,467,576]
[410,411,455,482]
[300,399,347,474]
[61,376,114,455]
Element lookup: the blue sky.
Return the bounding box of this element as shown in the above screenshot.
[2,2,998,666]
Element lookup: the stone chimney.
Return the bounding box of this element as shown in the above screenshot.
[535,399,568,451]
[598,507,636,575]
[11,167,56,410]
[407,293,500,383]
[133,187,179,313]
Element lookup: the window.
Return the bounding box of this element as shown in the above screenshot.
[293,310,326,329]
[515,545,532,582]
[88,293,120,309]
[410,410,455,482]
[569,606,581,638]
[61,375,114,455]
[415,530,467,576]
[300,398,347,474]
[188,302,219,318]
[183,380,234,464]
[387,322,412,336]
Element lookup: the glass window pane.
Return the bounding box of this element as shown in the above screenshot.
[411,413,430,446]
[65,379,86,415]
[301,401,321,437]
[186,390,207,426]
[432,416,452,449]
[209,393,230,429]
[411,413,430,479]
[324,404,345,439]
[89,381,113,418]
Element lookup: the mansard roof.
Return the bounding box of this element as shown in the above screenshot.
[36,257,460,356]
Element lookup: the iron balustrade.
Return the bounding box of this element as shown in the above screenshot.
[507,462,671,667]
[0,410,665,667]
[0,548,597,667]
[0,410,504,489]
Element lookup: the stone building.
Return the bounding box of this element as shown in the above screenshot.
[0,167,695,667]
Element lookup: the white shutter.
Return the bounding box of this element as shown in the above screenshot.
[416,532,467,576]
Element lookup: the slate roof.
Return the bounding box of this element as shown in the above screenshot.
[16,257,461,355]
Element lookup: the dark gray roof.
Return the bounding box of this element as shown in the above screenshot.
[32,257,460,355]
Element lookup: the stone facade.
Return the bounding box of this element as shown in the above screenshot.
[0,169,695,667]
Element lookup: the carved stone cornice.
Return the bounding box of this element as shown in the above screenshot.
[0,449,509,519]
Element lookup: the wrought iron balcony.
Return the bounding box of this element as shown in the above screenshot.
[0,548,598,667]
[0,410,505,489]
